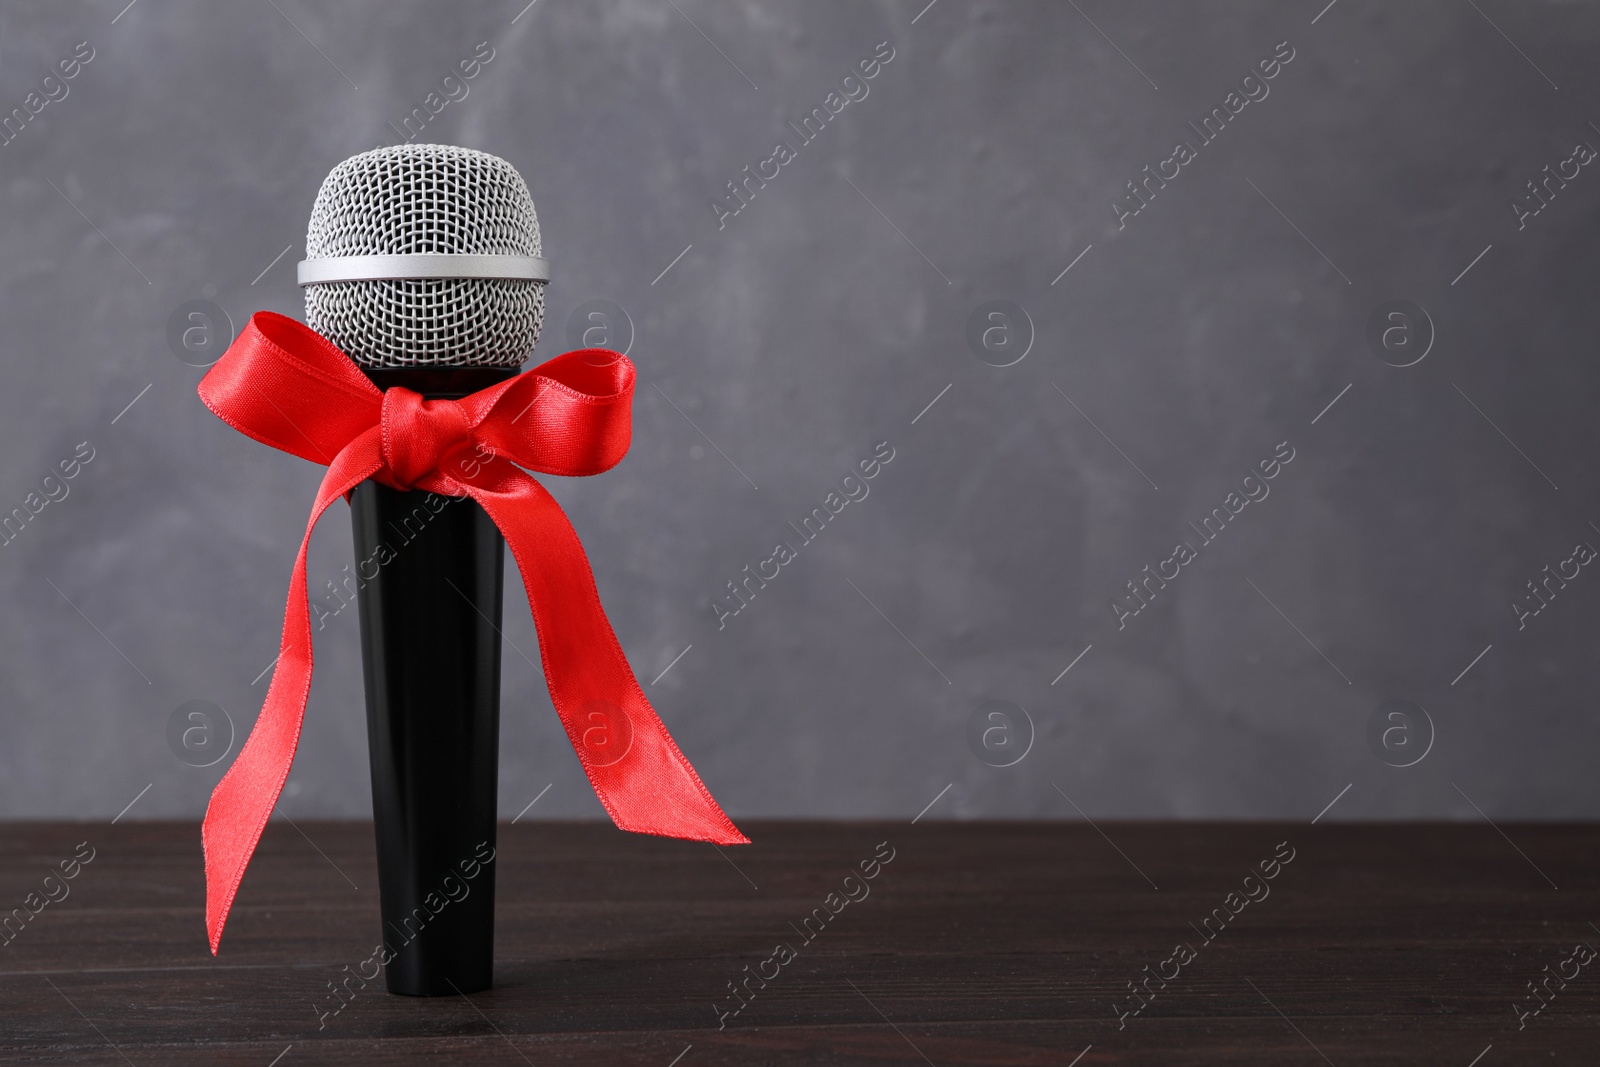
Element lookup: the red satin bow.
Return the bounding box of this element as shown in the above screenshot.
[197,311,746,954]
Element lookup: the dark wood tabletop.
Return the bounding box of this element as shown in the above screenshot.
[0,819,1595,1065]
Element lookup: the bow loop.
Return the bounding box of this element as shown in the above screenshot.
[197,312,383,465]
[465,349,636,478]
[195,313,747,956]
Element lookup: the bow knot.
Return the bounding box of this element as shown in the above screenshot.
[379,387,476,491]
[194,312,747,956]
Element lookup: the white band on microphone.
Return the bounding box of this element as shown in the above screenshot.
[297,253,550,286]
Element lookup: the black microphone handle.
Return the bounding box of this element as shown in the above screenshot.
[349,366,517,996]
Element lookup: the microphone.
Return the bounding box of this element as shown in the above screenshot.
[300,143,550,996]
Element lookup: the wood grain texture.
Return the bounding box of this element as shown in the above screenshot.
[0,820,1596,1064]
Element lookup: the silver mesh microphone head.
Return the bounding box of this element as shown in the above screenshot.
[302,144,546,368]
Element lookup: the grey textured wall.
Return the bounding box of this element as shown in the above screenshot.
[2,0,1598,824]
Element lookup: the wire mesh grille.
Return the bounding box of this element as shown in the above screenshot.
[303,144,545,368]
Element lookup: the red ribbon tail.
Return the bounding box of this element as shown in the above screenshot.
[468,473,748,847]
[201,435,382,955]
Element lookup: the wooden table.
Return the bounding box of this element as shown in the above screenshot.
[1,820,1595,1064]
